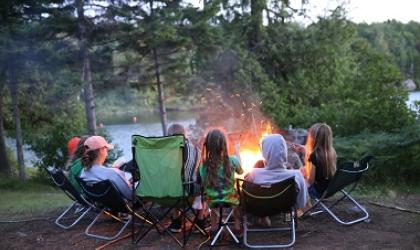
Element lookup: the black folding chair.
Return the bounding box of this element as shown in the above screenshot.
[45,167,94,230]
[237,177,297,248]
[302,155,373,225]
[77,178,150,241]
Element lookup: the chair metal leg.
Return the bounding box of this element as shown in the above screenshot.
[210,208,239,246]
[243,212,295,248]
[318,190,369,225]
[55,201,91,230]
[85,209,132,241]
[303,189,369,226]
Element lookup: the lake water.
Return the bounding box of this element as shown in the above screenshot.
[104,116,196,159]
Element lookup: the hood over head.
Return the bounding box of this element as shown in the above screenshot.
[261,134,287,170]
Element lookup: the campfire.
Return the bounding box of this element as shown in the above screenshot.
[229,122,274,176]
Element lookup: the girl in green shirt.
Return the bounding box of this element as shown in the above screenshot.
[199,129,243,236]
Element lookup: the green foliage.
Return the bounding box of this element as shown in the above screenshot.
[258,9,416,136]
[29,104,86,169]
[335,122,420,185]
[357,20,420,85]
[96,87,157,115]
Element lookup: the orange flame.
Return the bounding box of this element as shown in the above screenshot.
[236,121,274,176]
[303,134,313,179]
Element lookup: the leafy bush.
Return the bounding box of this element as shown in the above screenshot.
[334,122,420,185]
[27,107,122,183]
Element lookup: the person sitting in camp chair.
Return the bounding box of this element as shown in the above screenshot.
[166,123,210,233]
[298,123,336,199]
[79,136,132,200]
[199,128,244,240]
[64,136,80,170]
[67,135,90,194]
[245,134,308,226]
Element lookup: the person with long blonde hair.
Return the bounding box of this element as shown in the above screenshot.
[300,123,337,197]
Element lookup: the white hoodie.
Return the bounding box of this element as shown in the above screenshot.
[245,134,308,208]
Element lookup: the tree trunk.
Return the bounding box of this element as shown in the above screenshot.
[8,68,26,180]
[249,0,265,51]
[82,52,96,135]
[150,0,168,136]
[0,86,11,177]
[77,0,96,135]
[153,46,168,136]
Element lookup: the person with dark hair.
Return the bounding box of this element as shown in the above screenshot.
[199,128,243,236]
[79,136,132,200]
[166,124,210,233]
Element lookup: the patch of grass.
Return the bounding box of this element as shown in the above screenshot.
[0,178,71,216]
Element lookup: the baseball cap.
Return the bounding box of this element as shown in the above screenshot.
[84,136,114,151]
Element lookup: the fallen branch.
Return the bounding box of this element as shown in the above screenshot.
[367,201,420,215]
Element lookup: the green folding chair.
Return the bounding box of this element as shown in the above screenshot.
[131,135,206,247]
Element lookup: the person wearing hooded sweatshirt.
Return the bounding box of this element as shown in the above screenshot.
[245,134,308,210]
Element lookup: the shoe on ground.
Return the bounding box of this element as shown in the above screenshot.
[168,218,183,233]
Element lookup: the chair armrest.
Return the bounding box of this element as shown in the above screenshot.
[340,164,369,173]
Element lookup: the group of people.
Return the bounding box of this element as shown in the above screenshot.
[63,122,337,238]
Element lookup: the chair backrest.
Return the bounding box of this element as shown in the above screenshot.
[132,135,185,198]
[323,155,373,198]
[240,177,297,217]
[46,167,90,207]
[77,178,128,213]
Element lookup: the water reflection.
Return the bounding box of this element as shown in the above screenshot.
[104,111,196,158]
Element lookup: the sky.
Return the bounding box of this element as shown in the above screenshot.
[189,0,420,24]
[300,0,420,24]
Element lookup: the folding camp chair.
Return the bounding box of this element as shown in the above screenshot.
[77,178,150,241]
[237,177,297,248]
[132,135,206,247]
[302,155,373,225]
[45,167,94,230]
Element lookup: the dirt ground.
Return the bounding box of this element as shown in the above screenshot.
[1,195,420,250]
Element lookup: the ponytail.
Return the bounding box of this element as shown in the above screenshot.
[81,149,100,169]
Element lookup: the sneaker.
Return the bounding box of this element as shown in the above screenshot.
[194,218,211,233]
[168,218,183,233]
